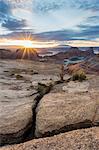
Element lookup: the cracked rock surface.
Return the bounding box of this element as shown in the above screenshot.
[0,60,99,149]
[0,60,61,146]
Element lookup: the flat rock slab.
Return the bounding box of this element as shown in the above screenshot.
[32,74,60,88]
[1,127,99,150]
[62,81,89,93]
[0,93,37,133]
[0,88,38,145]
[35,92,99,137]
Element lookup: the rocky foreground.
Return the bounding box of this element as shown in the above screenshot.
[1,127,99,150]
[0,60,99,149]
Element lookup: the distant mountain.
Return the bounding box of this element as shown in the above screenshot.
[45,47,95,61]
[38,45,71,56]
[0,46,96,60]
[80,47,99,54]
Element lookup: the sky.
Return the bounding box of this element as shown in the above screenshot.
[0,0,99,47]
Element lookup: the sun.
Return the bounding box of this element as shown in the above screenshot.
[20,32,34,48]
[20,41,38,59]
[18,32,39,59]
[21,40,34,48]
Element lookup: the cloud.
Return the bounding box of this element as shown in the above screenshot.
[0,0,99,42]
[3,0,99,13]
[76,24,99,40]
[33,0,66,13]
[0,0,11,21]
[34,23,99,41]
[78,24,99,32]
[32,0,99,14]
[75,0,99,11]
[0,0,27,31]
[0,29,86,41]
[1,23,99,42]
[86,15,99,24]
[0,0,11,14]
[2,18,26,30]
[34,30,77,41]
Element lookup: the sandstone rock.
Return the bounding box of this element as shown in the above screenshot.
[32,81,38,88]
[35,92,98,137]
[67,63,81,74]
[0,60,99,149]
[0,61,38,146]
[0,60,61,146]
[32,80,53,88]
[0,90,38,146]
[62,81,89,93]
[32,74,60,88]
[1,127,99,150]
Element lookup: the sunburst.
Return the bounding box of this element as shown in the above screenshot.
[19,32,38,59]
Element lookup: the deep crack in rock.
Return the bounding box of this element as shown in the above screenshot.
[0,81,99,146]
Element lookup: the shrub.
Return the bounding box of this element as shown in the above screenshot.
[60,64,64,81]
[72,69,86,82]
[15,74,24,80]
[37,83,52,96]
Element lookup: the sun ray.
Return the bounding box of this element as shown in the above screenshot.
[31,48,37,55]
[27,48,30,59]
[18,32,36,59]
[22,48,26,59]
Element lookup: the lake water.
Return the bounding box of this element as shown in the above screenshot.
[64,56,86,65]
